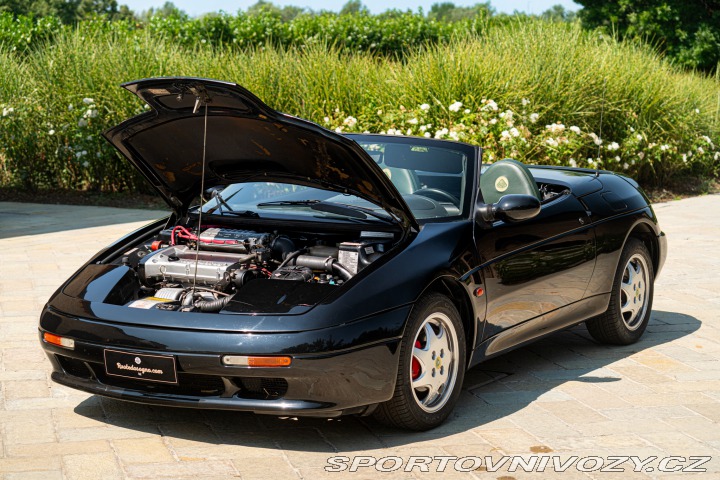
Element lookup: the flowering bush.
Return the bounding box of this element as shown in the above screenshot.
[1,19,718,192]
[321,98,718,182]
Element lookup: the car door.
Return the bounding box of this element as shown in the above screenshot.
[474,192,596,340]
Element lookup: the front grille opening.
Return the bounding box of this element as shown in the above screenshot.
[90,365,225,397]
[57,355,94,379]
[233,377,288,400]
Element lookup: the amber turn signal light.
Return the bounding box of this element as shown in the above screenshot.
[222,355,292,367]
[43,332,75,349]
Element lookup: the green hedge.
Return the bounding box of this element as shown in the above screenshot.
[1,17,718,193]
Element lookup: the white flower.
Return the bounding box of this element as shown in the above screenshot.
[623,162,629,170]
[701,135,713,145]
[660,144,670,151]
[546,123,565,135]
[509,127,520,137]
[2,107,13,117]
[423,132,431,138]
[569,159,577,167]
[323,116,330,124]
[377,109,383,115]
[587,158,595,166]
[529,113,539,123]
[68,104,74,111]
[489,118,497,125]
[697,146,705,154]
[334,126,343,133]
[695,108,700,114]
[636,134,643,141]
[78,118,88,127]
[85,109,98,119]
[522,98,529,106]
[448,101,463,112]
[82,161,89,168]
[638,152,645,160]
[82,98,94,105]
[48,129,55,135]
[569,126,581,134]
[343,116,357,127]
[500,130,512,141]
[589,133,602,146]
[408,117,418,125]
[546,138,559,147]
[463,108,471,114]
[406,128,413,135]
[682,154,688,163]
[615,156,621,162]
[607,142,619,151]
[449,131,459,140]
[434,128,449,138]
[482,100,498,111]
[419,103,430,111]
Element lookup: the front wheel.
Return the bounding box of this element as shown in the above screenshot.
[586,238,654,345]
[373,293,466,430]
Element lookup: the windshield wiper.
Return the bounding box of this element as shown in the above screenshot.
[213,210,259,218]
[311,201,397,224]
[256,200,321,207]
[257,199,396,224]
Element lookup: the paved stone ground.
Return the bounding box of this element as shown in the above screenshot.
[1,197,719,480]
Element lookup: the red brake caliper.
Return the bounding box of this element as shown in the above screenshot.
[411,340,421,379]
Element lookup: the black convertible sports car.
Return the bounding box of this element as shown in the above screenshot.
[39,77,666,430]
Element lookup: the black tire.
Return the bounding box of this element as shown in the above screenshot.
[373,293,466,430]
[586,238,654,345]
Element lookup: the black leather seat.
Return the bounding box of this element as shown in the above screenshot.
[480,159,542,204]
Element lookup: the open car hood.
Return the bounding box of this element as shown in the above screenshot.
[103,77,417,230]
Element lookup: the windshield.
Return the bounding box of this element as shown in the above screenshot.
[200,136,474,222]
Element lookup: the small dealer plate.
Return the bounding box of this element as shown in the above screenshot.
[104,349,178,384]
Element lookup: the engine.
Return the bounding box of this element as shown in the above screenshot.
[121,226,392,313]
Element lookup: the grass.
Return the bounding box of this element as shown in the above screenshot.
[1,19,718,194]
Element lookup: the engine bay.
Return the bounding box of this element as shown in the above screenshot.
[115,223,396,314]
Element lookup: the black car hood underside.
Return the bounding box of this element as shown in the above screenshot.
[103,77,416,229]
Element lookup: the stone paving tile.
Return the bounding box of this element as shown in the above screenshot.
[2,196,720,480]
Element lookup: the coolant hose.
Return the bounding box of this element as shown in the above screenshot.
[194,294,232,313]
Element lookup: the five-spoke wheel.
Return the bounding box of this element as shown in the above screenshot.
[587,238,654,345]
[374,293,466,430]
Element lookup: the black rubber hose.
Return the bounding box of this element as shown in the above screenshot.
[277,248,305,269]
[195,294,232,313]
[331,262,353,281]
[270,236,296,261]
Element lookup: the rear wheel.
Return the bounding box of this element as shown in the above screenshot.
[374,293,466,430]
[586,238,654,345]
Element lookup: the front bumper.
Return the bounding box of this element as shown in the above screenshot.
[39,305,408,416]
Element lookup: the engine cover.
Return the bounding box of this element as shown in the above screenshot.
[139,245,254,286]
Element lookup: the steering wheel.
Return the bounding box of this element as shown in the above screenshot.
[412,188,460,207]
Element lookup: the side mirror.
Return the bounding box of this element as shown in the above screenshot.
[476,194,541,223]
